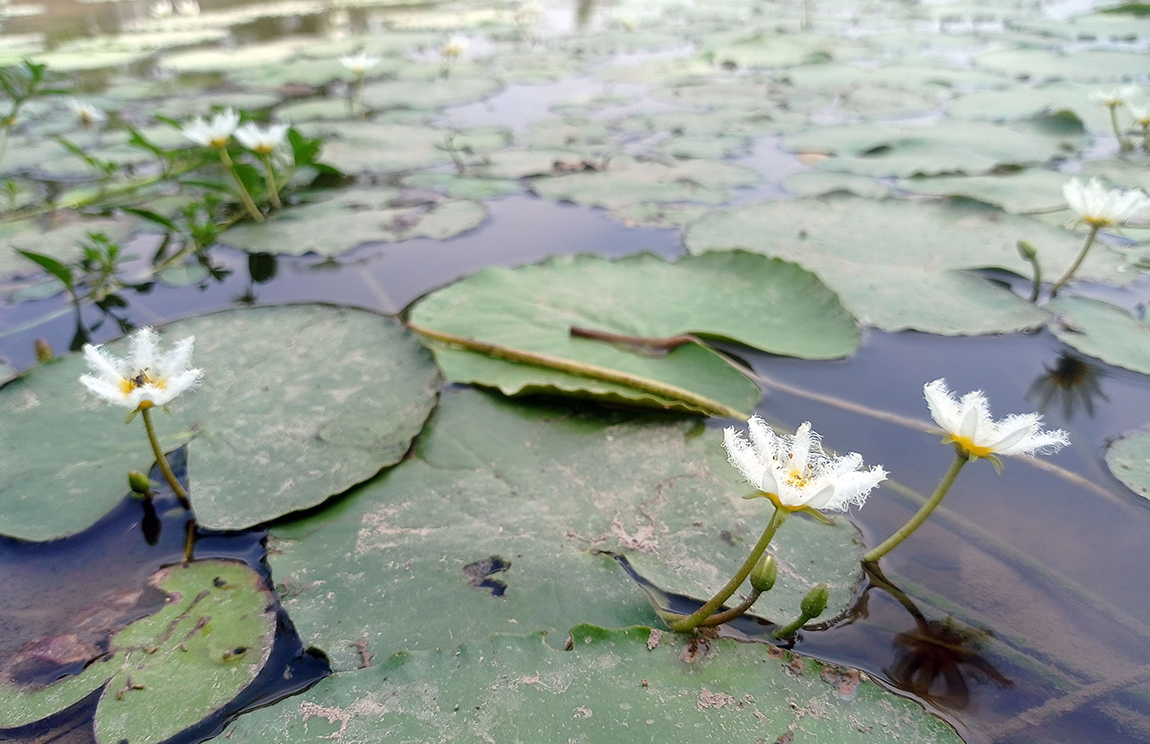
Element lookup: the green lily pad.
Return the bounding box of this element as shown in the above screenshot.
[308,122,508,175]
[223,627,960,744]
[530,155,760,210]
[1047,296,1150,375]
[265,389,869,671]
[898,169,1072,214]
[222,188,487,256]
[1106,429,1150,501]
[362,76,503,111]
[0,305,440,539]
[782,60,1009,96]
[410,251,860,414]
[783,120,1082,178]
[700,31,867,68]
[274,98,356,123]
[0,214,137,280]
[945,81,1114,134]
[683,194,1129,334]
[401,172,521,200]
[470,148,586,179]
[783,171,893,199]
[231,57,402,88]
[159,39,308,73]
[974,48,1150,82]
[0,559,276,744]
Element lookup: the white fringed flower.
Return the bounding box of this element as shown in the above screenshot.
[339,51,380,76]
[180,108,239,148]
[924,379,1068,464]
[723,418,886,513]
[441,35,468,59]
[174,0,199,16]
[235,122,289,155]
[80,328,202,414]
[67,99,107,128]
[1092,85,1140,107]
[1063,177,1150,228]
[1129,103,1150,128]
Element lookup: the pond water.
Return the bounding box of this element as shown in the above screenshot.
[4,0,1150,742]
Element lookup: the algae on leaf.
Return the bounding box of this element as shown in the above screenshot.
[223,627,961,744]
[266,390,867,671]
[0,560,276,744]
[0,305,440,539]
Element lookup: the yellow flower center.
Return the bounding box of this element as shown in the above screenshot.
[255,144,274,155]
[210,136,229,148]
[1084,216,1116,227]
[120,370,166,395]
[784,469,809,489]
[945,434,992,459]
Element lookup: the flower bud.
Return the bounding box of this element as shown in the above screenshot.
[34,338,53,363]
[1016,240,1038,261]
[749,553,777,593]
[128,470,154,495]
[800,583,829,619]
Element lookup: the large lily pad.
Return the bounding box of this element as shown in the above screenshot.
[782,120,1083,178]
[223,627,961,744]
[974,48,1150,82]
[0,305,440,539]
[361,76,503,111]
[221,188,488,256]
[898,169,1072,214]
[309,122,509,175]
[530,155,760,210]
[684,194,1131,334]
[408,251,859,415]
[0,559,276,744]
[0,213,137,279]
[265,390,868,671]
[1048,296,1150,375]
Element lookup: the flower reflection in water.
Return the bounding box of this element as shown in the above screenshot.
[1027,352,1109,421]
[865,563,1014,711]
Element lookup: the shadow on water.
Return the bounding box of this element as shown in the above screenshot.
[0,448,331,744]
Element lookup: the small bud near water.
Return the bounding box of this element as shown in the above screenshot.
[128,470,154,495]
[749,553,777,593]
[800,583,829,619]
[34,338,53,362]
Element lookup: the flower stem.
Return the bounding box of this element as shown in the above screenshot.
[770,609,815,639]
[354,74,366,118]
[1110,104,1133,152]
[669,506,787,632]
[1049,224,1100,297]
[141,407,190,508]
[259,153,281,210]
[862,451,968,563]
[0,125,10,171]
[695,588,763,627]
[406,322,749,419]
[216,146,264,223]
[184,519,197,562]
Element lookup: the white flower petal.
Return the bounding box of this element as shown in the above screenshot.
[923,378,1068,459]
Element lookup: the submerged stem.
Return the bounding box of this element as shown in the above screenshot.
[217,146,264,223]
[1049,224,1100,297]
[862,451,968,563]
[141,407,190,508]
[669,506,787,632]
[406,322,748,419]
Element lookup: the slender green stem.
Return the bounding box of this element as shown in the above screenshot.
[862,451,968,563]
[0,125,10,171]
[355,74,366,118]
[669,506,787,632]
[696,588,763,627]
[141,407,190,507]
[1110,104,1132,152]
[1143,124,1150,154]
[216,146,264,223]
[184,519,197,562]
[1049,224,1100,297]
[1017,240,1042,303]
[770,609,815,639]
[406,322,749,419]
[259,153,281,210]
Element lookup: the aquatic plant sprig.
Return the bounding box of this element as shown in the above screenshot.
[0,60,65,169]
[80,327,203,506]
[862,379,1067,563]
[339,51,379,118]
[667,418,886,632]
[1050,177,1150,295]
[235,122,289,210]
[180,109,264,223]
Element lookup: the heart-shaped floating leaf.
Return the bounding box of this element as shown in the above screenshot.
[0,559,276,744]
[685,194,1132,334]
[267,390,868,671]
[1048,296,1150,375]
[223,627,960,744]
[407,251,859,417]
[1106,429,1150,501]
[0,305,440,539]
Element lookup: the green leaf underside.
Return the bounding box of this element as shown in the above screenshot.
[0,560,275,744]
[222,627,961,744]
[683,194,1132,334]
[0,305,440,539]
[1047,296,1150,376]
[408,251,859,414]
[267,390,866,672]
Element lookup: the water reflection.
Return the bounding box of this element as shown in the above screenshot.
[1027,352,1109,420]
[865,563,1014,712]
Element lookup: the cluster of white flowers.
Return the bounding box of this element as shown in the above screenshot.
[180,108,239,148]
